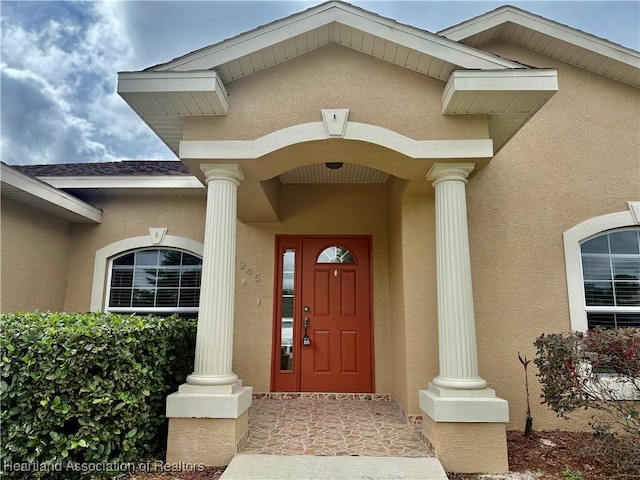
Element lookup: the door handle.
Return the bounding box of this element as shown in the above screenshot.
[303,317,311,346]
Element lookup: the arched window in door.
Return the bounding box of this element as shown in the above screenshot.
[316,246,356,264]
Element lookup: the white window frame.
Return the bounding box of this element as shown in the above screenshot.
[91,235,204,312]
[563,202,640,332]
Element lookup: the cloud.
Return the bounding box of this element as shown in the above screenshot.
[0,0,173,165]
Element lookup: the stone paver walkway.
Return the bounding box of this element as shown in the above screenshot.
[239,394,432,457]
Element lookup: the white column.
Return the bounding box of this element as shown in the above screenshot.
[186,164,245,386]
[426,163,486,390]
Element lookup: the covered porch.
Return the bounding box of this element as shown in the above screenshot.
[163,116,514,473]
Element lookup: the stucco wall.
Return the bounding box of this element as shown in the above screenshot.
[385,184,439,416]
[467,42,640,428]
[185,43,488,143]
[400,194,438,415]
[386,178,410,412]
[1,198,71,312]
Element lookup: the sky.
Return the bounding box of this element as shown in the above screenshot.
[1,1,639,166]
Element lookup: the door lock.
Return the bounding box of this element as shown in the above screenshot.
[303,317,311,346]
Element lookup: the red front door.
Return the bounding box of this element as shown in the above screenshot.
[271,236,374,393]
[298,237,373,392]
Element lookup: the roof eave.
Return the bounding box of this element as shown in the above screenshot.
[442,68,559,153]
[439,6,640,88]
[1,164,103,224]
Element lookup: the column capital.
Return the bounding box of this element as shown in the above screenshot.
[426,162,475,185]
[200,164,245,184]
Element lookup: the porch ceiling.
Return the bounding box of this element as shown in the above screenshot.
[279,163,389,184]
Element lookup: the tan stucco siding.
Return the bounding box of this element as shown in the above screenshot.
[468,42,640,428]
[400,193,438,415]
[185,43,488,143]
[64,195,207,312]
[386,178,410,412]
[233,183,392,393]
[1,198,71,312]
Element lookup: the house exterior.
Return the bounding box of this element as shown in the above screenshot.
[2,2,639,474]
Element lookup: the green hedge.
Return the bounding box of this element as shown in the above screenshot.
[0,312,196,478]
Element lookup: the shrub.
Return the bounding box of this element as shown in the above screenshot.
[534,328,640,478]
[0,312,196,479]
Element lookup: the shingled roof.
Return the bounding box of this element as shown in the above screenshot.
[12,161,192,178]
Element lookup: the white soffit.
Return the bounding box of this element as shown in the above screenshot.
[117,71,228,116]
[439,6,640,88]
[117,71,227,155]
[443,69,558,153]
[0,164,102,223]
[280,163,389,184]
[443,69,558,115]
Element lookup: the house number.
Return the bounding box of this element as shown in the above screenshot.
[236,258,261,282]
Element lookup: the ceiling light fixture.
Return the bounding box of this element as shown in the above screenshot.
[325,162,344,170]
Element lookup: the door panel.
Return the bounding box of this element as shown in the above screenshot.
[313,330,331,373]
[340,331,358,372]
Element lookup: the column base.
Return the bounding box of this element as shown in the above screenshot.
[419,383,509,474]
[165,381,252,466]
[166,413,248,466]
[166,381,252,418]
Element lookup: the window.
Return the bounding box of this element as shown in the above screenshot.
[564,204,640,332]
[316,246,355,264]
[279,249,295,371]
[106,248,202,318]
[581,229,640,329]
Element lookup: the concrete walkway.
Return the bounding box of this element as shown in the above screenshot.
[220,454,448,480]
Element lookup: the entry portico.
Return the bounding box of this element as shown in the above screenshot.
[117,1,558,473]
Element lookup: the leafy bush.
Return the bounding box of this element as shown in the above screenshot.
[0,312,196,478]
[534,328,640,478]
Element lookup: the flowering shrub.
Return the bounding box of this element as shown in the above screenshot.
[534,328,639,431]
[534,328,640,477]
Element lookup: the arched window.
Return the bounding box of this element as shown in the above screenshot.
[564,204,640,331]
[316,246,356,264]
[581,229,640,328]
[106,248,202,318]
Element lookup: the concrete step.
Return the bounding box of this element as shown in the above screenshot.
[220,454,448,480]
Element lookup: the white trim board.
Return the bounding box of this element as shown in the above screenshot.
[180,122,494,160]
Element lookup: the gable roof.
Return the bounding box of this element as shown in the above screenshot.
[439,5,640,88]
[146,0,524,82]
